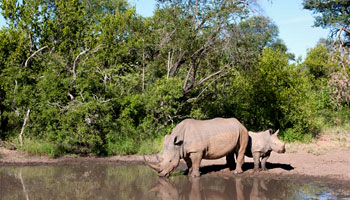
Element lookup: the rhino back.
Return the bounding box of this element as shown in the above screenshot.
[248,131,271,154]
[181,118,243,159]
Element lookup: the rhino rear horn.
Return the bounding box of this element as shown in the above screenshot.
[274,129,280,135]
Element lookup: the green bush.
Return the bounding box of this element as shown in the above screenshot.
[281,128,313,143]
[1,0,342,157]
[209,49,320,138]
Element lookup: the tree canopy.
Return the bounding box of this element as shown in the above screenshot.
[0,0,343,156]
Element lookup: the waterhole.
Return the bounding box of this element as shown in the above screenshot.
[0,164,349,199]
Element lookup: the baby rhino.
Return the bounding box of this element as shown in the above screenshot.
[246,129,285,172]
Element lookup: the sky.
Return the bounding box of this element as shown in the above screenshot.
[0,0,329,60]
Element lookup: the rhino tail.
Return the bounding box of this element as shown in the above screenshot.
[234,124,249,173]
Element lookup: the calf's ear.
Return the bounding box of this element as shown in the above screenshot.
[268,129,273,135]
[174,136,183,146]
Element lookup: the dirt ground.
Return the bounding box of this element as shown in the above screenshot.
[1,131,350,182]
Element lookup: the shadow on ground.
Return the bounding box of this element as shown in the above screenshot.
[189,162,295,175]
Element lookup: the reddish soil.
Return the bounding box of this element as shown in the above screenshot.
[1,132,350,182]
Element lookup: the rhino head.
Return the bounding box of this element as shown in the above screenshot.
[148,134,183,177]
[268,129,286,153]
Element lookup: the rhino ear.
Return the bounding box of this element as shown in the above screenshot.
[268,129,273,135]
[173,136,183,146]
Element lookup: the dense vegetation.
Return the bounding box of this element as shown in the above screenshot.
[0,0,349,157]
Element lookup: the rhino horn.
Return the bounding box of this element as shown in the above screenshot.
[143,155,162,172]
[275,129,280,135]
[148,163,162,172]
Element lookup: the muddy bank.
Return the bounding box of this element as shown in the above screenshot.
[0,147,159,166]
[1,132,350,183]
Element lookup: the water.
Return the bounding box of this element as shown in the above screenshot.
[0,163,349,200]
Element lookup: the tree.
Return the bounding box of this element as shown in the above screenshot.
[0,0,317,155]
[149,0,257,95]
[303,0,350,29]
[304,1,350,110]
[303,0,350,67]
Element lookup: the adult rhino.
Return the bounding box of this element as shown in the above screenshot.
[147,118,249,177]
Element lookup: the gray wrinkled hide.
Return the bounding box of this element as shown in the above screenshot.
[149,117,249,177]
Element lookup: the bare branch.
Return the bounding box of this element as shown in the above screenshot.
[142,49,146,92]
[19,109,30,147]
[183,64,229,94]
[187,72,225,103]
[167,51,171,81]
[196,64,228,86]
[67,92,74,100]
[84,45,102,62]
[190,25,221,60]
[338,25,350,34]
[170,51,187,77]
[183,65,193,90]
[159,29,176,50]
[73,48,90,81]
[24,46,48,67]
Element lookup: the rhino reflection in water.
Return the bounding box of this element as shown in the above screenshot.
[149,177,270,200]
[147,118,249,177]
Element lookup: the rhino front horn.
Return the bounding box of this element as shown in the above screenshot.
[148,163,161,173]
[143,155,161,172]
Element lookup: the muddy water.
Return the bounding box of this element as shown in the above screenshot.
[0,164,349,200]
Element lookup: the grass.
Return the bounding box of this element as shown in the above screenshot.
[137,136,164,155]
[170,171,185,177]
[286,121,350,155]
[19,139,64,158]
[4,134,165,158]
[322,122,350,136]
[107,136,164,156]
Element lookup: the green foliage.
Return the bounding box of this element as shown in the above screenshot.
[255,49,318,135]
[281,128,313,143]
[303,0,350,29]
[1,0,342,157]
[207,49,319,140]
[137,136,164,155]
[304,44,335,79]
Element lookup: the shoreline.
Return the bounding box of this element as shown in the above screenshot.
[1,147,350,184]
[1,132,350,185]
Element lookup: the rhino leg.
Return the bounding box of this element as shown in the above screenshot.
[234,128,249,174]
[253,152,261,172]
[189,152,202,177]
[261,152,270,171]
[184,157,193,175]
[226,151,236,171]
[235,147,246,174]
